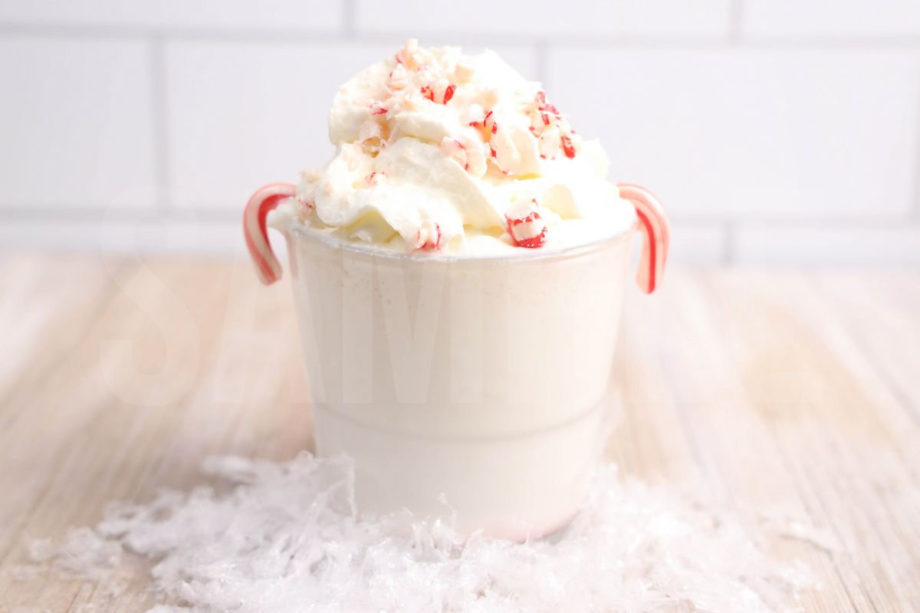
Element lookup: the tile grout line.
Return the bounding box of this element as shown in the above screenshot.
[728,0,744,44]
[341,0,356,38]
[0,209,241,222]
[149,35,171,213]
[1,23,920,49]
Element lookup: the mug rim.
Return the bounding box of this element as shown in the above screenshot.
[283,221,637,264]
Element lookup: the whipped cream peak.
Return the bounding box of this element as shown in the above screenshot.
[277,40,636,254]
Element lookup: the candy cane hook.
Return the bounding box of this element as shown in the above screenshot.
[617,183,670,294]
[243,182,296,285]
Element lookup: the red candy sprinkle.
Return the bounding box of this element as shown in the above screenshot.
[470,110,496,135]
[443,84,456,104]
[535,91,559,116]
[370,103,388,115]
[421,83,456,104]
[560,134,576,159]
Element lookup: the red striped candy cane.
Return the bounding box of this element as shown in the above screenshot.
[617,183,670,294]
[243,182,296,285]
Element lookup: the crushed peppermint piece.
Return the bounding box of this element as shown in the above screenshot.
[560,133,577,159]
[443,83,456,104]
[414,220,442,250]
[506,199,548,248]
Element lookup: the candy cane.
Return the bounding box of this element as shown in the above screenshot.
[617,183,670,294]
[243,182,296,285]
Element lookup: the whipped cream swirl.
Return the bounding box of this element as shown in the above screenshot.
[273,40,636,254]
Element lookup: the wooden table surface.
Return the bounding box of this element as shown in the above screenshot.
[0,252,918,612]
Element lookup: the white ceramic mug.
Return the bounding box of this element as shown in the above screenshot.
[244,183,669,539]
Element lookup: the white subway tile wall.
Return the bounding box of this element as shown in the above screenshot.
[743,0,920,38]
[1,0,919,266]
[0,37,157,210]
[0,0,342,31]
[0,218,243,254]
[549,49,920,220]
[355,0,732,37]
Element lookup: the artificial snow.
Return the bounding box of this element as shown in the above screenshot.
[28,453,821,612]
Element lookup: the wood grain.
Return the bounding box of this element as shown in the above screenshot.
[0,253,918,611]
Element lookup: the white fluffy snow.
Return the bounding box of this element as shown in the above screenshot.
[28,453,820,612]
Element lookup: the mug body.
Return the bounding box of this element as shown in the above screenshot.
[285,228,634,539]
